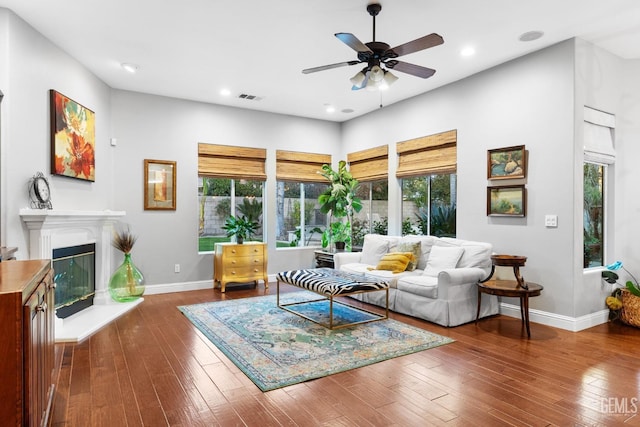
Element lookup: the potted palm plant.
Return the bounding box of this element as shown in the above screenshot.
[318,160,362,251]
[222,215,258,244]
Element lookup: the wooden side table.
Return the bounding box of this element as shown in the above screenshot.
[476,254,543,338]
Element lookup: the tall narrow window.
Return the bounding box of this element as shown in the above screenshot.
[348,145,389,246]
[583,163,604,267]
[276,150,331,248]
[583,107,615,268]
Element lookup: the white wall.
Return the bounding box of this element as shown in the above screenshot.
[342,41,577,317]
[110,90,341,286]
[4,9,113,259]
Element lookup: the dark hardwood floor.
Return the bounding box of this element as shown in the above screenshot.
[51,283,640,426]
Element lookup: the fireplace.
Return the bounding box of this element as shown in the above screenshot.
[20,209,143,342]
[53,243,96,319]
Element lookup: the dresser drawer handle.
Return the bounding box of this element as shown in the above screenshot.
[231,260,237,265]
[231,249,237,254]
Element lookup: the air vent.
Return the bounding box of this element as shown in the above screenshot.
[238,93,263,101]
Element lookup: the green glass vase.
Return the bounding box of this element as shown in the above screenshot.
[109,253,145,302]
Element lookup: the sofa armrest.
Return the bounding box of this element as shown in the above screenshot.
[438,267,488,286]
[437,267,488,300]
[333,252,362,270]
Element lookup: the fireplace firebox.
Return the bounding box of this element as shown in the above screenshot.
[53,243,96,319]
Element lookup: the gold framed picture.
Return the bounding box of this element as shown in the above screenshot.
[144,159,176,210]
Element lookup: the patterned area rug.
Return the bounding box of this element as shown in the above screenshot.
[178,291,454,391]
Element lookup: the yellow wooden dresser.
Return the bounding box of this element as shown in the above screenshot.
[214,242,268,292]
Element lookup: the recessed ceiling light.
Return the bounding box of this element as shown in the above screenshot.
[341,108,355,114]
[121,63,139,73]
[325,105,336,113]
[519,31,544,42]
[460,46,475,57]
[220,88,231,96]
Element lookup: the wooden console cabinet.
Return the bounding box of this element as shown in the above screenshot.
[0,260,55,427]
[214,242,268,292]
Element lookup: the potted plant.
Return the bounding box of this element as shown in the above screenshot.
[222,215,258,244]
[318,160,362,251]
[321,221,352,251]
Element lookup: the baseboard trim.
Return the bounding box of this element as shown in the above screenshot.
[143,275,279,295]
[144,280,213,295]
[499,303,610,332]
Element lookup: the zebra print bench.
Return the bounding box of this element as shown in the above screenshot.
[276,268,389,329]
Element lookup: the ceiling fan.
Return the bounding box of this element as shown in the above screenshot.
[302,3,444,91]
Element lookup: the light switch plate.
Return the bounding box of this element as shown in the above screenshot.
[545,215,558,227]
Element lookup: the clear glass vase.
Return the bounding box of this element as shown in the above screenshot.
[109,253,145,302]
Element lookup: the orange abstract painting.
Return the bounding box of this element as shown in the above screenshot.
[50,90,95,181]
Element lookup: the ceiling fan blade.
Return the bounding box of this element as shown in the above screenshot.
[390,33,444,57]
[390,61,436,79]
[302,60,361,74]
[335,33,373,53]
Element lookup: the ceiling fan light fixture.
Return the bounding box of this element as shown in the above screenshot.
[350,71,366,87]
[369,65,384,82]
[383,70,398,86]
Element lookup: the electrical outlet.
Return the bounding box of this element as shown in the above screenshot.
[545,215,558,228]
[174,264,180,273]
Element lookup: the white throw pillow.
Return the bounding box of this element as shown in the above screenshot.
[423,245,465,277]
[360,234,389,265]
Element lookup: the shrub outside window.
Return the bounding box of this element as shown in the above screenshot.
[401,174,457,237]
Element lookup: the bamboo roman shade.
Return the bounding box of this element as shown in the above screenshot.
[396,130,457,178]
[198,143,266,180]
[276,150,331,183]
[347,145,388,182]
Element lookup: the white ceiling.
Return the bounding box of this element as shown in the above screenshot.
[2,0,640,122]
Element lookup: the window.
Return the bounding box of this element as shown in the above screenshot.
[353,180,389,246]
[396,130,457,237]
[348,145,389,246]
[275,150,331,248]
[583,163,604,267]
[582,106,615,269]
[198,178,264,252]
[401,174,457,236]
[276,182,327,247]
[197,143,266,252]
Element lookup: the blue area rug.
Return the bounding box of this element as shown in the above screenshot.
[178,291,454,391]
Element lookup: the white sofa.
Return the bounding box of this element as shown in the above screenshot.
[333,234,499,327]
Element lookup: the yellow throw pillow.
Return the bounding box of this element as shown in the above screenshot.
[369,252,415,273]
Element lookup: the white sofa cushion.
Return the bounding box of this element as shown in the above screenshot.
[396,275,439,299]
[438,238,493,269]
[423,245,464,277]
[360,234,391,265]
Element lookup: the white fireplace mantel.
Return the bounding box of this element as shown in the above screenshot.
[19,209,141,342]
